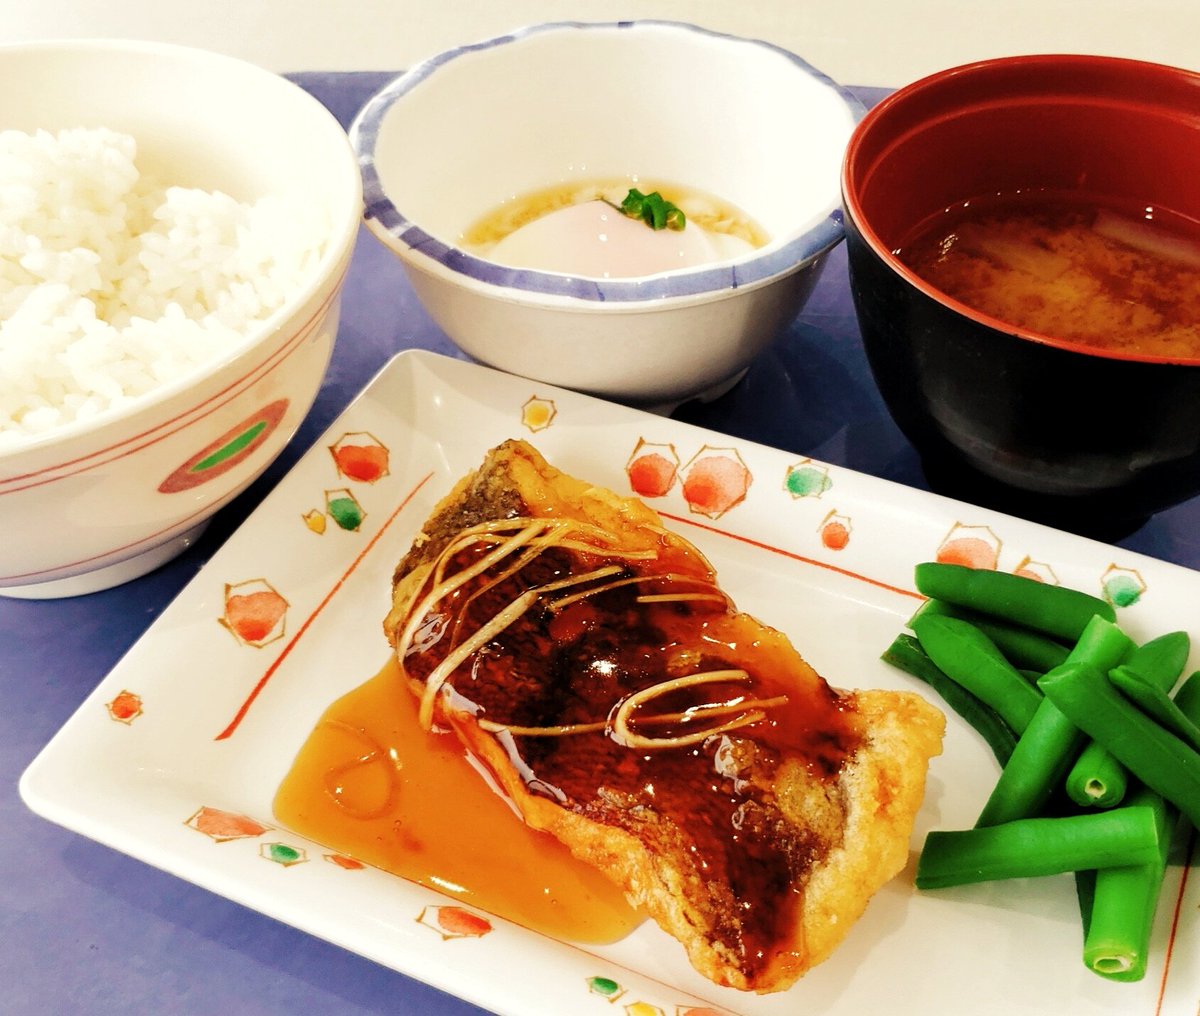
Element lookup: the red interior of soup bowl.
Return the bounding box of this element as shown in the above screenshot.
[840,54,1200,535]
[844,54,1200,360]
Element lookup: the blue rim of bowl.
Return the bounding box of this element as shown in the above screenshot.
[350,20,866,303]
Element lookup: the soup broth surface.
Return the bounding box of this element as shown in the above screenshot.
[898,192,1200,359]
[461,177,770,279]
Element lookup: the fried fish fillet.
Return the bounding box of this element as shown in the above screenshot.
[383,440,944,992]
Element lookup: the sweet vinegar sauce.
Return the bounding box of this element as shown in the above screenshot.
[274,527,860,972]
[272,658,643,944]
[897,190,1200,359]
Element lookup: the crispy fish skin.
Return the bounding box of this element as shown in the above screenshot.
[384,440,944,992]
[386,440,666,626]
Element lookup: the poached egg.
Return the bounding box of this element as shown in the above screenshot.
[484,200,757,278]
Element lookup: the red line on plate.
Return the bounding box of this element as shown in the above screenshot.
[214,469,435,741]
[658,511,923,601]
[0,272,344,493]
[207,460,1197,1006]
[666,507,1200,1010]
[1,495,222,582]
[1154,823,1196,1015]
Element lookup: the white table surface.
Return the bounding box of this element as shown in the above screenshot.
[2,0,1198,88]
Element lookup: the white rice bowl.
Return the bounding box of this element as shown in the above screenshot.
[0,38,362,598]
[0,126,329,447]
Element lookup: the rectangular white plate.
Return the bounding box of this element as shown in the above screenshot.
[21,350,1199,1016]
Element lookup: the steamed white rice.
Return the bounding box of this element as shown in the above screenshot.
[0,126,328,449]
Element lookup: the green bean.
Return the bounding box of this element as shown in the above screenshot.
[881,633,1018,765]
[1174,670,1200,722]
[910,598,1072,672]
[1063,632,1186,810]
[975,696,1087,826]
[1039,661,1200,829]
[914,562,1115,642]
[1065,739,1128,808]
[1177,671,1200,733]
[915,804,1164,889]
[1122,631,1191,688]
[1175,674,1200,744]
[1075,868,1097,939]
[1176,671,1200,719]
[974,617,1134,827]
[1067,615,1136,672]
[1067,633,1188,803]
[1110,668,1200,752]
[911,613,1043,734]
[1081,788,1173,982]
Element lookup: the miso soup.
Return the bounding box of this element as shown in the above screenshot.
[898,192,1200,359]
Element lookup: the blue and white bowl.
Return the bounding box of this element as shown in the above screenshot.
[352,21,863,406]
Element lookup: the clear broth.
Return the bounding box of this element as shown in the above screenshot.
[461,176,770,251]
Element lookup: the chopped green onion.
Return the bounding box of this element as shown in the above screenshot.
[618,187,686,231]
[645,191,668,229]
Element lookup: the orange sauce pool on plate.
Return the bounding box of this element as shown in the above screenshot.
[272,658,642,944]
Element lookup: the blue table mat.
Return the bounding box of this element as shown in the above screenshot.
[3,72,1199,1016]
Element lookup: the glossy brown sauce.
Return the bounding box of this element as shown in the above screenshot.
[272,658,643,944]
[401,534,863,977]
